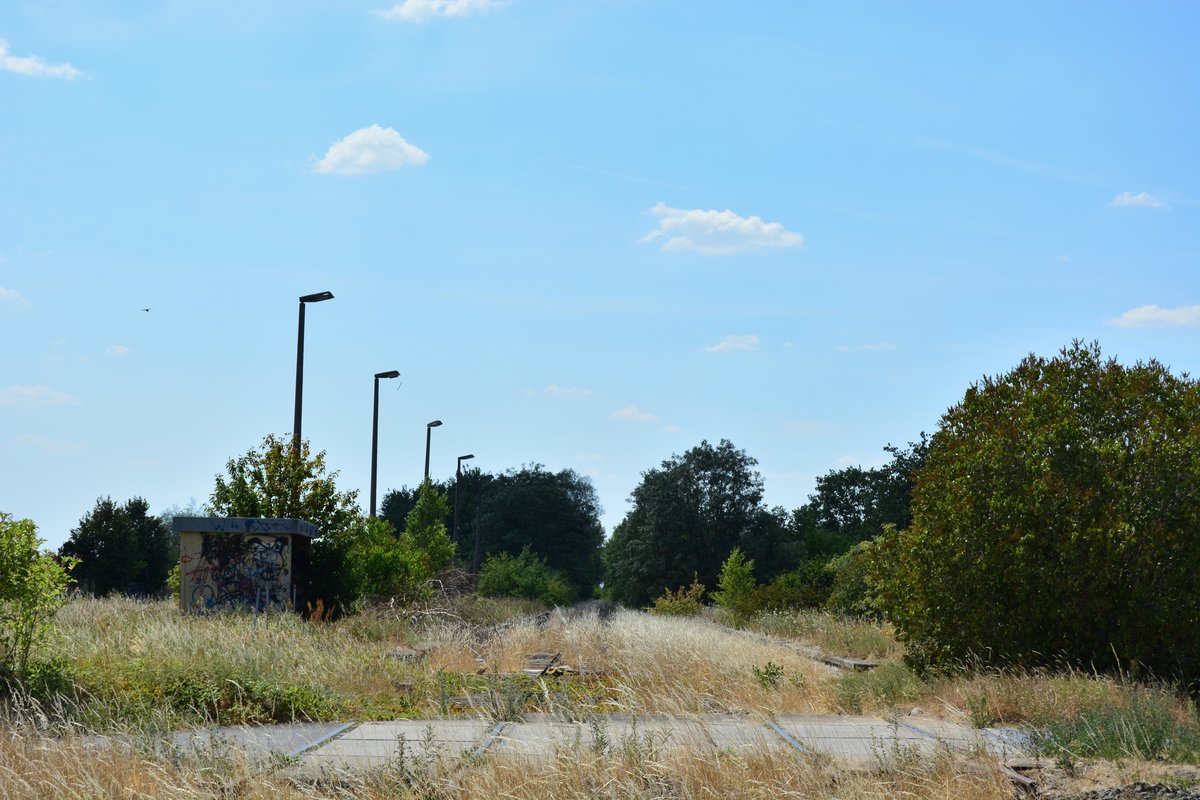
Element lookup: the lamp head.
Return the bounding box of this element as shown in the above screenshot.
[427,419,443,428]
[299,291,334,303]
[459,454,475,462]
[375,370,400,379]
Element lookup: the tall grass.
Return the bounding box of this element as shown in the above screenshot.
[739,609,905,661]
[937,669,1200,762]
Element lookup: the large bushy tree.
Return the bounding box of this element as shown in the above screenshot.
[60,497,176,596]
[209,434,359,534]
[604,439,786,607]
[878,341,1200,678]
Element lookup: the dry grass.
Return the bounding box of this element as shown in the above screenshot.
[739,609,906,662]
[9,596,1200,796]
[423,609,842,715]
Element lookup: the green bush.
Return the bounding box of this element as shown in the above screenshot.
[712,548,758,623]
[647,576,706,616]
[878,342,1200,678]
[0,513,77,681]
[825,538,883,619]
[478,547,573,607]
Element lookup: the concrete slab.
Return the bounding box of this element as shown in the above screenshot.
[774,715,941,767]
[702,716,790,754]
[172,722,350,759]
[489,715,719,762]
[894,716,1027,758]
[297,719,494,776]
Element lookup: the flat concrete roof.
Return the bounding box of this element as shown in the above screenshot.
[170,516,318,537]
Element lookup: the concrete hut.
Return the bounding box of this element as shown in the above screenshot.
[172,517,316,613]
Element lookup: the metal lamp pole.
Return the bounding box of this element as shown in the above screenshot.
[293,291,334,449]
[453,453,475,549]
[370,370,401,517]
[423,420,443,481]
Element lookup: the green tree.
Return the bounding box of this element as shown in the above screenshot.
[402,480,455,578]
[475,466,604,596]
[793,434,929,543]
[209,434,359,533]
[59,497,177,596]
[711,547,758,623]
[604,439,781,607]
[879,341,1200,677]
[0,513,76,680]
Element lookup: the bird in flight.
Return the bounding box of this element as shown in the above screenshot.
[141,307,152,312]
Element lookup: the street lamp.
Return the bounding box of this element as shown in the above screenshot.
[293,291,334,449]
[370,370,401,518]
[453,453,475,551]
[423,420,443,481]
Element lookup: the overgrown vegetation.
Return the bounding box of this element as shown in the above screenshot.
[477,547,573,606]
[877,341,1200,678]
[0,513,76,681]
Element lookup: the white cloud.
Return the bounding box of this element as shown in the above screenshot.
[1110,191,1168,209]
[834,342,897,352]
[574,453,606,463]
[376,0,500,22]
[0,287,23,301]
[106,344,130,356]
[610,406,660,423]
[705,334,759,353]
[314,125,429,175]
[641,202,803,255]
[1055,255,1070,263]
[0,40,81,79]
[539,384,592,397]
[0,385,78,409]
[662,425,682,433]
[1107,304,1200,329]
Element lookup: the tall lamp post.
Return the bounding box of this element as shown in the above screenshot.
[293,291,334,449]
[369,370,401,518]
[423,420,443,481]
[453,453,475,550]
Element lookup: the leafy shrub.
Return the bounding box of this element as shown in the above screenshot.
[0,513,76,681]
[648,576,707,617]
[311,503,458,615]
[478,547,573,606]
[878,341,1200,678]
[752,661,785,689]
[825,538,883,619]
[711,548,758,623]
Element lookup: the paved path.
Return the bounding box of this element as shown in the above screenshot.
[157,714,1030,778]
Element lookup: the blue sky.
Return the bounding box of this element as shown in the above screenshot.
[2,0,1197,550]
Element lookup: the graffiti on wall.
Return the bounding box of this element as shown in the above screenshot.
[180,533,291,611]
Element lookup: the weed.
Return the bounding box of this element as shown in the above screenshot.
[966,692,997,728]
[752,661,785,689]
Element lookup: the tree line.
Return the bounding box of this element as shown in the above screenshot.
[42,339,1200,682]
[54,428,924,615]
